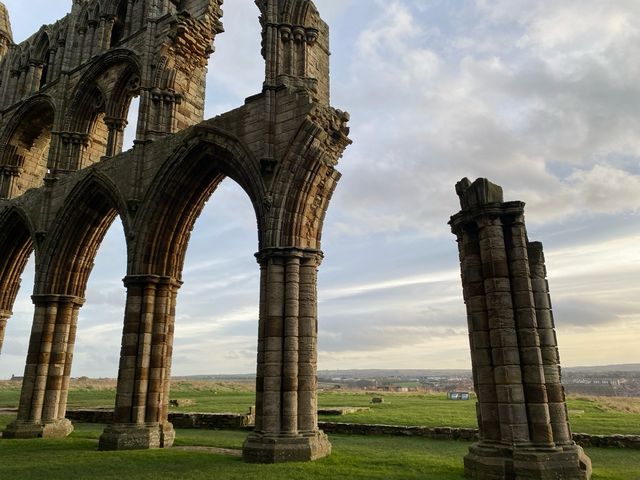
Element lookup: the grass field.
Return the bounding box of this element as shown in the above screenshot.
[1,380,639,435]
[0,415,639,480]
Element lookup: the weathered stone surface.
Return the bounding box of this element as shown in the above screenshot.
[0,0,349,464]
[242,430,332,463]
[450,178,592,480]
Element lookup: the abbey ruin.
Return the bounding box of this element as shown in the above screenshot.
[0,0,594,477]
[0,0,350,463]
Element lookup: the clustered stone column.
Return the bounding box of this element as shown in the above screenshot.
[242,247,331,463]
[104,117,128,157]
[4,294,84,438]
[99,275,180,450]
[0,308,10,354]
[449,178,591,480]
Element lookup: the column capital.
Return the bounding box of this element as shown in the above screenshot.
[104,117,128,132]
[0,309,11,319]
[122,274,183,289]
[31,294,85,307]
[449,201,525,234]
[255,247,324,265]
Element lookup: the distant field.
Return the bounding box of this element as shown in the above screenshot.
[1,380,639,435]
[0,415,638,480]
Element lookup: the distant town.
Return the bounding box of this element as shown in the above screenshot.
[121,364,640,398]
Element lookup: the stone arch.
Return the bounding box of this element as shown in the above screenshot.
[131,129,265,278]
[61,49,142,169]
[4,171,130,439]
[31,30,51,89]
[37,171,130,297]
[0,95,56,198]
[99,130,269,451]
[0,206,36,354]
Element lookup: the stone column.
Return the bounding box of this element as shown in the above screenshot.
[99,275,180,450]
[455,227,501,443]
[0,309,10,354]
[104,117,128,157]
[528,242,573,445]
[101,15,116,50]
[3,294,84,439]
[449,177,591,480]
[243,247,331,463]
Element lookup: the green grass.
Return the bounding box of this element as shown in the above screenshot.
[0,419,638,480]
[2,382,639,435]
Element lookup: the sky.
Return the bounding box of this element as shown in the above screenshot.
[1,0,639,378]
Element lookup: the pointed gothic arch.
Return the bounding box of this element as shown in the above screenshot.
[0,94,56,198]
[0,206,36,355]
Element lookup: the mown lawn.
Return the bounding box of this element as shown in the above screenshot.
[2,381,640,435]
[0,417,638,480]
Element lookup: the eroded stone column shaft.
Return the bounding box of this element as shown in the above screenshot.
[478,217,530,445]
[528,241,573,445]
[243,248,330,463]
[41,296,83,423]
[297,254,321,433]
[100,274,179,450]
[506,217,553,446]
[5,294,83,439]
[456,227,500,442]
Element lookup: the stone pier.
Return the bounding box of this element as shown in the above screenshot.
[449,178,592,480]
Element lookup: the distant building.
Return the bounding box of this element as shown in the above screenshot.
[448,391,470,400]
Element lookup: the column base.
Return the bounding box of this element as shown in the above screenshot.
[464,442,592,480]
[242,430,331,463]
[98,422,175,450]
[3,418,74,439]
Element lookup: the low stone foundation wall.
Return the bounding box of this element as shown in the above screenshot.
[319,422,478,441]
[572,433,640,449]
[318,422,640,449]
[63,409,254,429]
[4,408,638,449]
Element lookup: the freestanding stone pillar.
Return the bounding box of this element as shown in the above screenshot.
[4,294,83,438]
[99,275,180,450]
[449,178,591,480]
[242,247,331,463]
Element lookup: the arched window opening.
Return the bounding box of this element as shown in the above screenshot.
[122,95,139,151]
[203,0,263,119]
[73,217,126,382]
[33,33,51,91]
[175,179,259,378]
[110,1,128,48]
[0,254,35,381]
[0,100,55,198]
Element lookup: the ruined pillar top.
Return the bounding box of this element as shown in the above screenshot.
[455,177,503,210]
[450,177,524,232]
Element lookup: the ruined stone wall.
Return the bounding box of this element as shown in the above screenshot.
[0,0,223,199]
[0,0,351,465]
